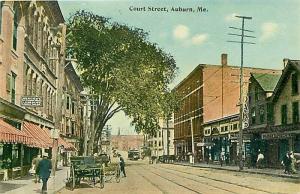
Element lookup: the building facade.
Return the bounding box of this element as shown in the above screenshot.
[147,117,175,158]
[0,1,76,179]
[247,60,300,167]
[174,53,281,163]
[245,72,281,167]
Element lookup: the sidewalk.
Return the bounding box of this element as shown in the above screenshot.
[174,162,300,179]
[0,167,68,194]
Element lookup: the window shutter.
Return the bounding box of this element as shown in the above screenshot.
[6,74,11,93]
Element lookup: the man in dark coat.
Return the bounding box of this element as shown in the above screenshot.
[282,151,292,174]
[119,154,126,177]
[38,153,52,193]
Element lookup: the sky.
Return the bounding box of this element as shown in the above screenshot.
[58,0,300,135]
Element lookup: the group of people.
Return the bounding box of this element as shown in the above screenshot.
[31,153,52,193]
[282,151,297,174]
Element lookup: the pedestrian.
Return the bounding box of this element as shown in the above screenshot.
[256,151,264,169]
[32,154,41,183]
[38,153,52,193]
[119,154,126,177]
[290,151,297,174]
[220,150,225,167]
[281,151,292,174]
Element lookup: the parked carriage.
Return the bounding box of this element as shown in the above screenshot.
[66,156,104,190]
[66,156,121,190]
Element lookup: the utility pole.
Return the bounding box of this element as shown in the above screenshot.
[228,15,255,171]
[190,117,195,164]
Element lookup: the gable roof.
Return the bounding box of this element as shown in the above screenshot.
[251,73,281,92]
[272,60,300,102]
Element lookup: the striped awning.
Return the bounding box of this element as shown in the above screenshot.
[23,121,76,151]
[0,119,33,145]
[58,138,77,151]
[23,122,52,148]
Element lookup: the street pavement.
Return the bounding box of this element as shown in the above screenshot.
[175,161,300,179]
[0,167,68,194]
[58,159,300,194]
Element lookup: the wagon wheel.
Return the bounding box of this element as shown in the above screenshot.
[115,164,121,183]
[99,168,104,189]
[70,165,76,191]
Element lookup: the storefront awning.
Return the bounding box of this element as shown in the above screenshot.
[23,122,52,148]
[0,119,32,145]
[23,121,76,151]
[58,138,77,151]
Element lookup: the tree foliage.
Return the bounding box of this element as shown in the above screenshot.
[67,11,178,154]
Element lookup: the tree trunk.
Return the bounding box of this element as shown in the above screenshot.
[166,118,169,156]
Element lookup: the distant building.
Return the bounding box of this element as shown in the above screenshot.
[147,117,175,157]
[111,134,144,151]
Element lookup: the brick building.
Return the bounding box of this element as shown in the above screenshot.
[0,1,76,179]
[173,53,281,163]
[111,135,144,151]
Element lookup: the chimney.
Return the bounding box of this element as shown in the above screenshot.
[221,53,228,66]
[283,58,289,68]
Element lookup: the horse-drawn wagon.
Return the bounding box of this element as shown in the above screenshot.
[66,156,121,190]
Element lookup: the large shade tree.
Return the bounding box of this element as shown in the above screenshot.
[67,11,178,155]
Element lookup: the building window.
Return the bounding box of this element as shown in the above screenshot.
[267,103,273,123]
[10,72,16,104]
[13,3,19,50]
[281,104,287,125]
[292,102,299,124]
[233,123,238,130]
[259,105,265,123]
[251,108,256,124]
[66,96,70,110]
[71,122,75,135]
[225,126,228,132]
[255,87,259,101]
[71,102,75,114]
[292,73,298,95]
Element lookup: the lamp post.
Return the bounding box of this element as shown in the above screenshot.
[51,128,59,176]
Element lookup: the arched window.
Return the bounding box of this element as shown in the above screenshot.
[28,6,36,43]
[33,13,39,49]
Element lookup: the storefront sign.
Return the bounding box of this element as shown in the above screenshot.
[21,96,43,107]
[262,133,293,140]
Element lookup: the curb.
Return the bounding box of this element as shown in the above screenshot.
[173,163,300,179]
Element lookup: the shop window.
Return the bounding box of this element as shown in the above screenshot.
[0,144,3,163]
[281,104,287,125]
[292,101,299,124]
[12,144,20,167]
[259,105,265,123]
[292,73,298,95]
[251,108,256,124]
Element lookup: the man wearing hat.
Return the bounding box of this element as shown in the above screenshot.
[38,153,52,193]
